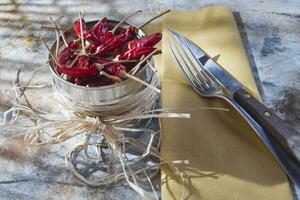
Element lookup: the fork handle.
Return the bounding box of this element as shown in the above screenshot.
[233,88,300,162]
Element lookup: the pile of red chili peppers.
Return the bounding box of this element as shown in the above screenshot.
[50,10,168,87]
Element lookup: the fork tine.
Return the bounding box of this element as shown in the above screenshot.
[170,30,216,84]
[170,32,212,88]
[179,36,216,84]
[175,40,211,88]
[168,38,208,91]
[179,36,223,87]
[169,30,215,83]
[169,30,222,91]
[172,40,209,90]
[167,40,205,93]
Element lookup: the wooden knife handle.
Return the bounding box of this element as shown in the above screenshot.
[233,88,300,161]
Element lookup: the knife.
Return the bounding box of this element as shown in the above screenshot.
[169,30,300,185]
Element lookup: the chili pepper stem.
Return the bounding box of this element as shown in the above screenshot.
[130,49,161,75]
[120,71,161,93]
[69,54,80,68]
[41,37,61,67]
[137,9,170,29]
[85,40,91,49]
[49,17,60,57]
[49,16,68,47]
[100,71,122,82]
[41,25,67,31]
[95,64,104,72]
[79,12,87,56]
[147,60,157,72]
[58,23,68,47]
[111,10,142,35]
[101,59,137,67]
[95,60,137,73]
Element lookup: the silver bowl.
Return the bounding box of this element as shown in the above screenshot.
[48,20,154,106]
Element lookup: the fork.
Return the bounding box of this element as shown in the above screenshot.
[168,34,300,186]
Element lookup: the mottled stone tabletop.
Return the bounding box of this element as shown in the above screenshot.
[0,0,300,199]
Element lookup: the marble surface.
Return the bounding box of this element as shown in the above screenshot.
[0,0,299,199]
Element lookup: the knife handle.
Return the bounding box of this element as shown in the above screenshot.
[233,88,300,161]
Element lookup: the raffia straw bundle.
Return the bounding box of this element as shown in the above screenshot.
[1,66,195,200]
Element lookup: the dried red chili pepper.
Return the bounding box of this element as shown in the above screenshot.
[100,63,160,93]
[89,32,114,53]
[56,54,100,77]
[74,18,90,39]
[77,55,90,68]
[56,64,99,77]
[117,47,157,60]
[90,10,169,56]
[89,10,142,52]
[89,11,141,50]
[119,33,162,53]
[103,64,126,77]
[89,17,109,40]
[57,41,78,64]
[91,57,111,64]
[92,26,138,55]
[57,58,135,78]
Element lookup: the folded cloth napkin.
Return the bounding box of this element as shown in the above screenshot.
[148,5,292,200]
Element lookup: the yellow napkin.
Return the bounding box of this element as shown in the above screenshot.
[152,6,292,200]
